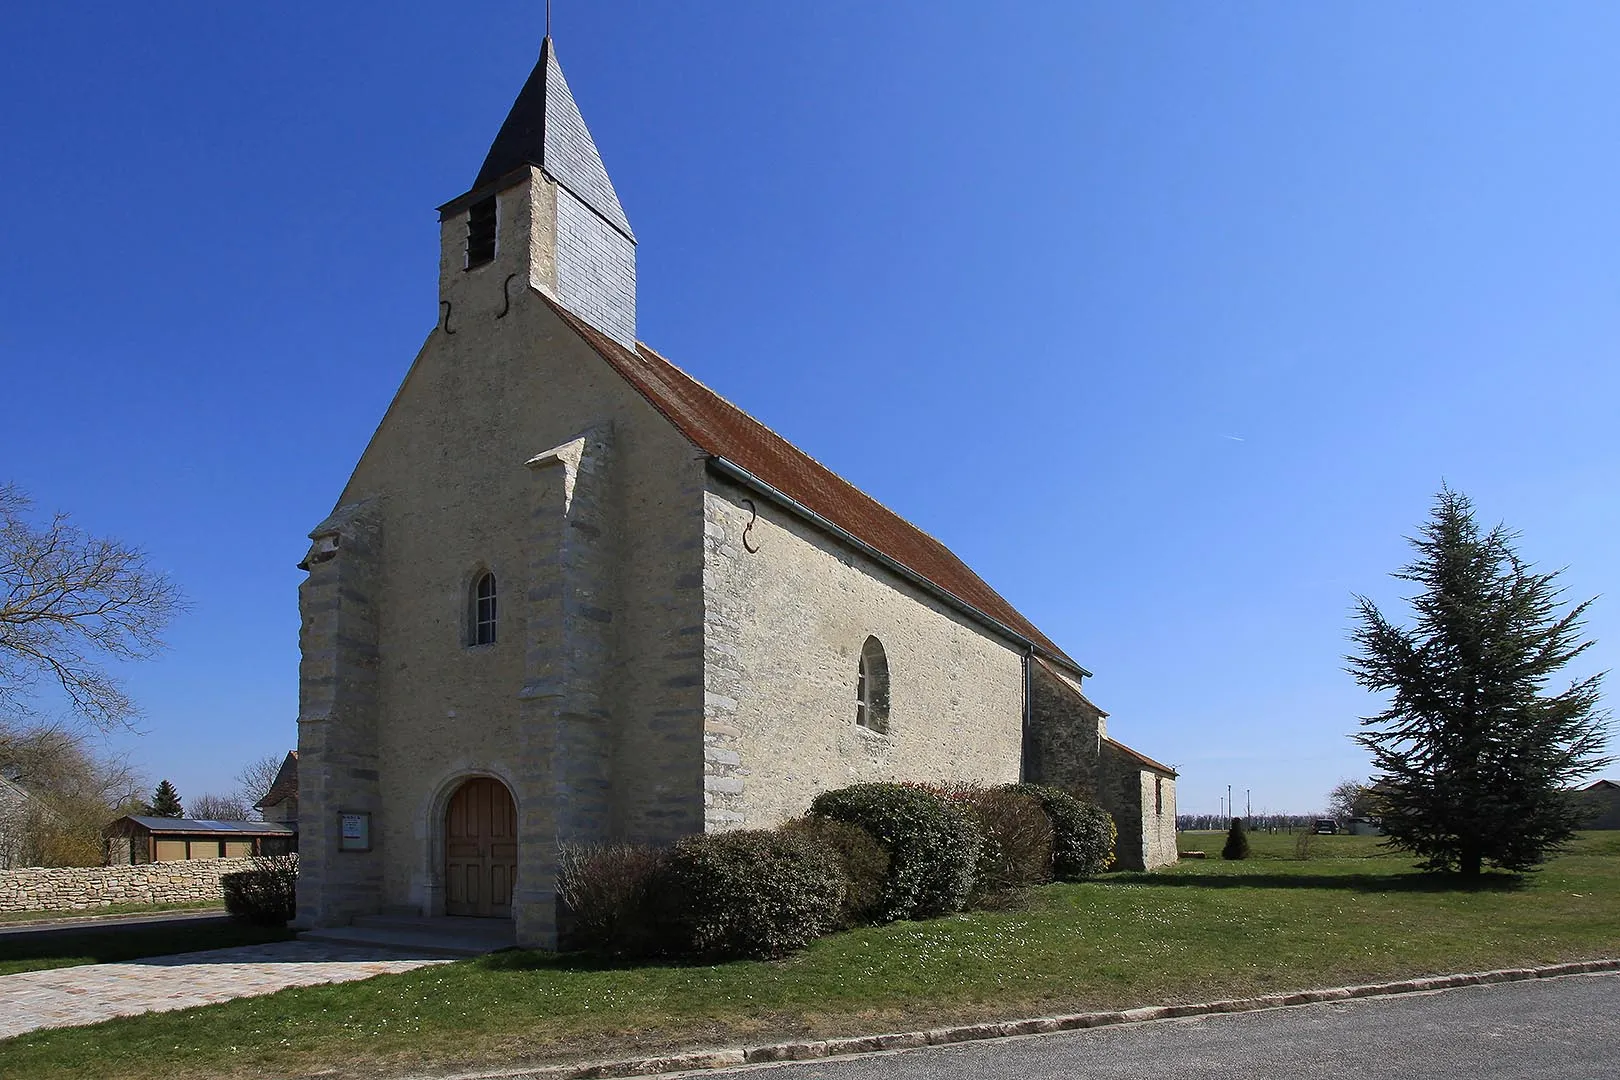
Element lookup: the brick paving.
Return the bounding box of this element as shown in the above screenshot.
[0,939,451,1040]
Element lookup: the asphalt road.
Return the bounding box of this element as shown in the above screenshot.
[701,973,1620,1080]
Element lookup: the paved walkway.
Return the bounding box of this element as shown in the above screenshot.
[0,939,451,1040]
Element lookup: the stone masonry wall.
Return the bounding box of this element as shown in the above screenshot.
[1024,661,1105,799]
[325,246,704,947]
[0,858,270,914]
[702,479,1025,829]
[1097,744,1177,871]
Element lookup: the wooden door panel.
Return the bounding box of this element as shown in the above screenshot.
[444,777,518,918]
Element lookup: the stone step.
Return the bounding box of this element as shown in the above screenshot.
[298,919,516,958]
[351,913,512,934]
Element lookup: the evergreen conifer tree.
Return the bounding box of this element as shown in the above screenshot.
[1349,489,1611,875]
[1221,817,1249,860]
[149,779,183,818]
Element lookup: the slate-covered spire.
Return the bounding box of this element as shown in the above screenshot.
[474,36,633,241]
[439,35,638,349]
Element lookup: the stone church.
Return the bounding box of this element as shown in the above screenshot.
[294,36,1177,949]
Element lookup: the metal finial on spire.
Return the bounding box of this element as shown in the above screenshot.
[545,0,551,38]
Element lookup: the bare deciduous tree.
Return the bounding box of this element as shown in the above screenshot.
[1326,779,1368,822]
[1,484,185,730]
[190,792,250,821]
[0,722,146,866]
[234,753,286,815]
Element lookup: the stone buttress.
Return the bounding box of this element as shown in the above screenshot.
[293,502,384,929]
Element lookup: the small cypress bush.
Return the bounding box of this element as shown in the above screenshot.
[221,855,298,925]
[655,829,844,959]
[810,782,981,921]
[1222,817,1251,860]
[555,843,667,956]
[1006,783,1117,879]
[778,816,891,927]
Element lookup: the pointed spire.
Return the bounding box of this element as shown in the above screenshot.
[473,37,632,239]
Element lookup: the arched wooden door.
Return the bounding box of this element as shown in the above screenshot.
[444,777,517,918]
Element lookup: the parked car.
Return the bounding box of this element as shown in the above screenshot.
[1312,818,1339,835]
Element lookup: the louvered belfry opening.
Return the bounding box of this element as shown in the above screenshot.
[466,195,497,268]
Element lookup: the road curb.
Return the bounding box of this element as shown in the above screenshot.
[440,958,1620,1080]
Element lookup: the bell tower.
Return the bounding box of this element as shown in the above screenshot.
[436,37,636,347]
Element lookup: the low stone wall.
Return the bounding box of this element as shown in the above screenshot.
[0,858,272,914]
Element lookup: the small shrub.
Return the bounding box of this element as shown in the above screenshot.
[1294,830,1317,861]
[937,785,1054,898]
[1223,818,1251,860]
[655,829,844,959]
[810,782,981,921]
[556,843,667,956]
[221,855,297,925]
[1007,783,1116,879]
[779,816,890,927]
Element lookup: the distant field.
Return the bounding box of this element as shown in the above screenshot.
[2,832,1616,1080]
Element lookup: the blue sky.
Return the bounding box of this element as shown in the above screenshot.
[2,2,1615,815]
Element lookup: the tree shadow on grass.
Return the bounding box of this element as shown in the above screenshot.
[1108,871,1526,894]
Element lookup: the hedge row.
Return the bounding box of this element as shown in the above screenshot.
[221,855,298,925]
[557,781,1116,960]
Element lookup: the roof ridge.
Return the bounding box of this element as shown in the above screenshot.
[537,292,1082,671]
[632,342,1004,568]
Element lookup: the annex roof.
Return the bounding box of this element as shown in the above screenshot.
[114,817,296,836]
[1102,737,1177,777]
[1031,656,1175,776]
[254,750,299,810]
[540,295,1085,674]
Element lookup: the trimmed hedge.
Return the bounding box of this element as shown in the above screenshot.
[655,829,844,959]
[1005,783,1117,879]
[810,782,981,921]
[779,816,890,928]
[220,855,297,926]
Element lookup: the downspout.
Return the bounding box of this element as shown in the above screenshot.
[1020,646,1034,783]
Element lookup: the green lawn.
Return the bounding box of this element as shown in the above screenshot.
[1,832,1617,1080]
[0,900,225,927]
[0,919,294,976]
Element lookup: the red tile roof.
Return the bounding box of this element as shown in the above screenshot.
[1103,737,1178,777]
[541,296,1082,672]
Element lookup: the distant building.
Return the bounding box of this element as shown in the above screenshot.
[104,816,297,864]
[254,750,299,830]
[1572,779,1620,830]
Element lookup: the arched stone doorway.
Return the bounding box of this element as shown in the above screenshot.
[443,776,518,918]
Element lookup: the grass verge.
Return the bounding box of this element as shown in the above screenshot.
[0,900,225,927]
[0,919,294,976]
[1,831,1617,1079]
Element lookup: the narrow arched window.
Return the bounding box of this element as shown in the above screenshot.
[470,572,497,646]
[855,636,890,734]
